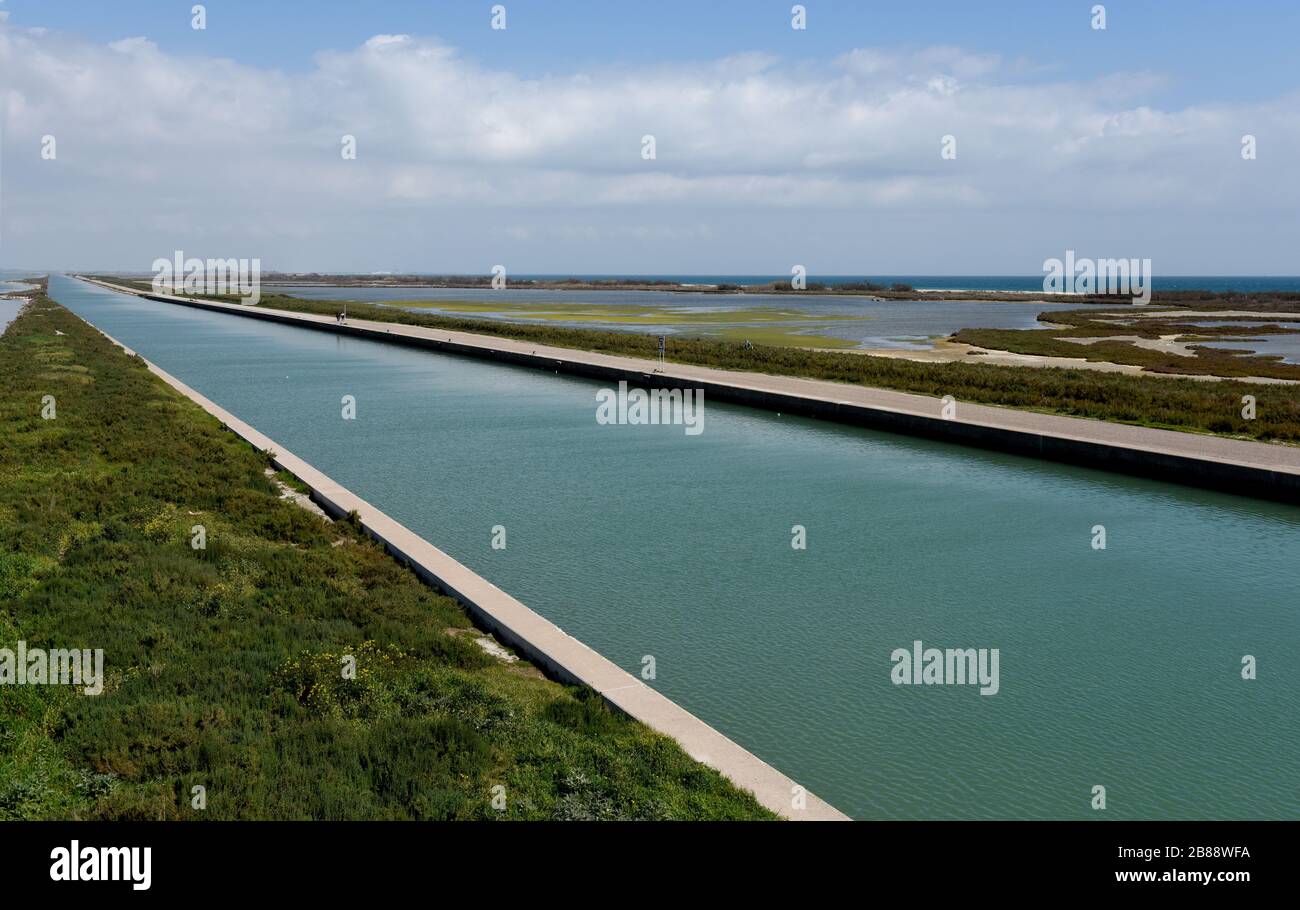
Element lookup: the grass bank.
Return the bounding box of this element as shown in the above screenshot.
[0,288,774,820]
[101,281,1300,443]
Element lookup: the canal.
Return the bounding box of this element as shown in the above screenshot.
[49,274,1300,820]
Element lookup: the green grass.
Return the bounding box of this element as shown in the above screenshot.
[395,299,867,346]
[710,325,862,348]
[397,299,855,323]
[0,289,775,820]
[104,281,1300,443]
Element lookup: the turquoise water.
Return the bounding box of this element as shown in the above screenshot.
[48,275,1300,820]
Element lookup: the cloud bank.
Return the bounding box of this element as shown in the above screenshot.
[1,21,1295,272]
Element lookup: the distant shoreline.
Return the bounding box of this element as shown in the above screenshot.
[88,271,1300,301]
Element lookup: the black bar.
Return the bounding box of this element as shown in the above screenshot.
[1,820,1281,896]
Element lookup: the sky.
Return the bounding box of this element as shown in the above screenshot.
[0,0,1297,275]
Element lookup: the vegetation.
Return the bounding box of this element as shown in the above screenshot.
[767,280,914,294]
[98,273,1181,301]
[0,288,774,820]
[396,299,854,326]
[264,274,686,289]
[955,307,1300,381]
[100,281,1300,443]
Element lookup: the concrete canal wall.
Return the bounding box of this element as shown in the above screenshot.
[77,311,849,822]
[79,276,1300,504]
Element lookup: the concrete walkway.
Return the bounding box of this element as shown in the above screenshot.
[82,316,848,822]
[78,277,1300,503]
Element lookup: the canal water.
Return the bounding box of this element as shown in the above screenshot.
[49,275,1300,820]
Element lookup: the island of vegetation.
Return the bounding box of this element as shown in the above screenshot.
[953,303,1300,381]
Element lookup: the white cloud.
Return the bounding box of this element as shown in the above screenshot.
[108,36,156,54]
[0,21,1295,271]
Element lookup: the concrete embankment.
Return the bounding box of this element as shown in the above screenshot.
[80,314,848,822]
[79,277,1300,504]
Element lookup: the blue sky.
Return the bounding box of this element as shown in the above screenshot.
[1,1,1297,273]
[9,0,1298,104]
